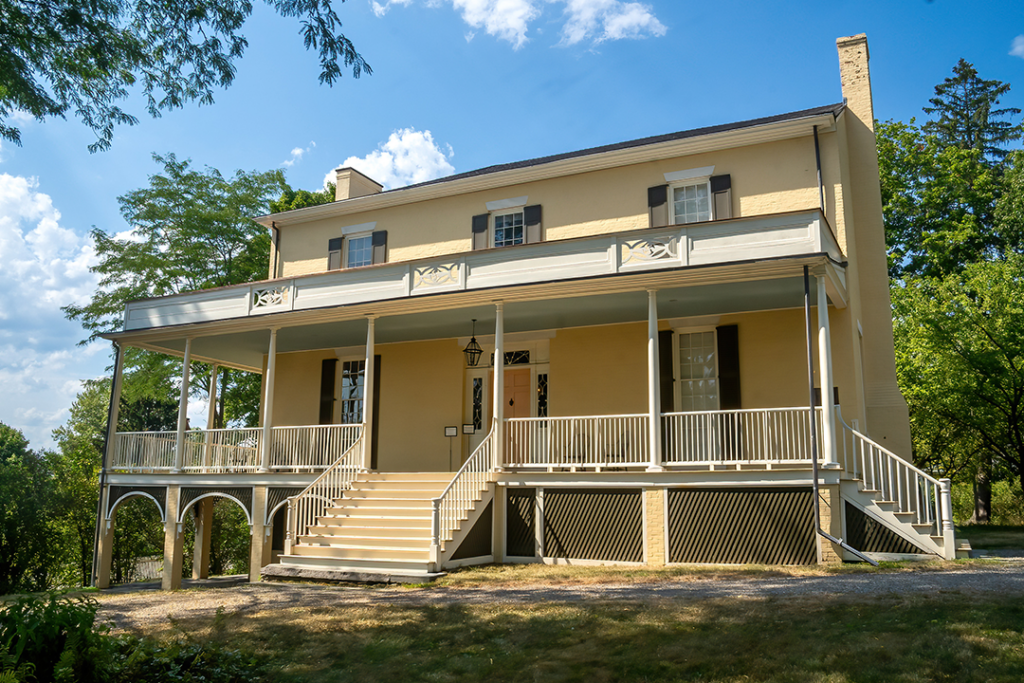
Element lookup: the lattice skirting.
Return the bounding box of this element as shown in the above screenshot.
[667,488,816,565]
[844,502,926,554]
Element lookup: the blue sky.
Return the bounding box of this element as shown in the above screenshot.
[1,0,1022,448]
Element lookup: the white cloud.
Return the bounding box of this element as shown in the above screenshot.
[0,172,106,448]
[281,141,316,168]
[451,0,542,49]
[373,0,665,48]
[371,0,412,17]
[326,128,455,190]
[1011,35,1024,59]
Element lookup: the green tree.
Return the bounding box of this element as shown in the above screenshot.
[877,119,1003,278]
[64,153,286,426]
[923,59,1022,162]
[1,0,369,151]
[0,424,56,594]
[270,182,336,213]
[892,257,1024,503]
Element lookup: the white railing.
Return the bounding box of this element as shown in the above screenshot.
[432,427,495,561]
[111,431,177,471]
[286,433,364,553]
[662,407,824,466]
[504,415,649,468]
[181,428,262,472]
[836,410,948,531]
[270,424,362,471]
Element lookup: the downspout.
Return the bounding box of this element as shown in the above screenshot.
[803,266,877,566]
[271,222,281,279]
[813,126,825,214]
[91,340,121,586]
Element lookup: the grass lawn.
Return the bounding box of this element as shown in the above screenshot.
[958,525,1024,550]
[122,588,1024,682]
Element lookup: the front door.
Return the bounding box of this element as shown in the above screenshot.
[504,368,532,419]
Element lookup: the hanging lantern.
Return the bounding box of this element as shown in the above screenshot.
[463,319,483,367]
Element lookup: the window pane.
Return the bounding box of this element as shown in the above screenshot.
[346,235,373,268]
[494,211,525,247]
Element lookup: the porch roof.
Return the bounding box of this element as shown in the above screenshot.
[107,253,845,372]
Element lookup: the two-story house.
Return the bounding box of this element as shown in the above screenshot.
[94,34,959,589]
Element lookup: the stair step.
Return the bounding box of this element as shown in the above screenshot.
[359,472,456,482]
[329,498,434,510]
[291,544,430,562]
[298,534,430,549]
[346,488,445,499]
[351,481,450,492]
[309,523,431,536]
[278,554,434,574]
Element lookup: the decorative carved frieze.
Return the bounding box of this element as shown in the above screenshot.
[414,263,460,288]
[621,236,679,265]
[252,285,289,308]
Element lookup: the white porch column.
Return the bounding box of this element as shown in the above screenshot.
[260,329,278,473]
[104,343,126,470]
[816,276,837,467]
[647,290,663,471]
[204,363,218,468]
[362,315,376,471]
[172,338,193,473]
[492,302,505,470]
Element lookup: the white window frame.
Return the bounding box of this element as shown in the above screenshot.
[669,178,713,226]
[491,210,526,248]
[344,232,373,269]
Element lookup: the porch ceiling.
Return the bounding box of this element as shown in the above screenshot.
[132,275,824,372]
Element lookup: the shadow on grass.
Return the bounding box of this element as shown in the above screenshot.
[139,593,1024,683]
[958,525,1024,550]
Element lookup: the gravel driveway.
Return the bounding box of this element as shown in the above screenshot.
[97,561,1024,632]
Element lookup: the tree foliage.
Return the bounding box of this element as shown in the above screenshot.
[0,424,56,595]
[922,59,1022,162]
[270,182,336,213]
[893,257,1024,498]
[0,0,369,151]
[64,153,286,426]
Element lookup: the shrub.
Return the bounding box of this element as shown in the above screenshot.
[0,594,264,683]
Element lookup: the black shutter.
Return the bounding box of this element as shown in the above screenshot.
[716,324,741,410]
[371,230,388,264]
[327,237,343,270]
[648,184,669,227]
[524,204,542,243]
[370,354,382,470]
[472,214,489,250]
[318,359,337,424]
[658,329,674,412]
[710,174,732,220]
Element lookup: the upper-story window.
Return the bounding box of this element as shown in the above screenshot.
[493,211,525,247]
[346,233,373,268]
[328,224,388,270]
[472,203,542,250]
[672,181,712,224]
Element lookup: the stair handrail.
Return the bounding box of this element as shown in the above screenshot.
[835,407,952,535]
[284,430,364,555]
[430,426,495,566]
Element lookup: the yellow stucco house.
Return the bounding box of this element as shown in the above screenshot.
[94,34,959,589]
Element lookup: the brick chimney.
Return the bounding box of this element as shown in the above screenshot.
[334,167,383,201]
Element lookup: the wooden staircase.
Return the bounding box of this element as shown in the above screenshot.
[269,472,454,580]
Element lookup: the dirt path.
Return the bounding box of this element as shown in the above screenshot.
[97,561,1024,632]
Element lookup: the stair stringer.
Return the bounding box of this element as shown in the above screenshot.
[439,483,495,569]
[840,480,944,557]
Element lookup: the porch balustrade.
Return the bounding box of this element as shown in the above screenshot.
[661,407,825,467]
[432,426,495,563]
[503,415,650,468]
[109,424,363,473]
